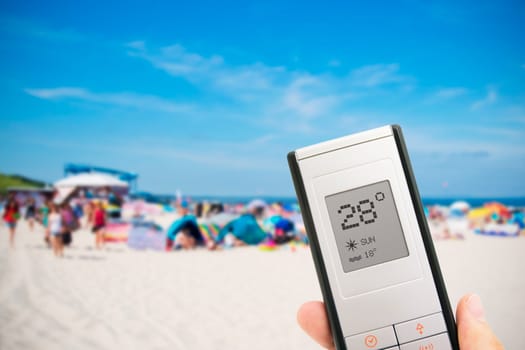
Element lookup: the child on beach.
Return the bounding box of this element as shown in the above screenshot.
[2,198,20,248]
[92,201,106,249]
[48,203,64,257]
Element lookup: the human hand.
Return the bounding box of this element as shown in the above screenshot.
[297,294,504,350]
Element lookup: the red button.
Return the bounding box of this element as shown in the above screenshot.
[345,326,397,350]
[365,335,378,348]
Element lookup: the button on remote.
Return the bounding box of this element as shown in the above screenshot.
[395,312,447,344]
[345,326,397,350]
[399,333,452,350]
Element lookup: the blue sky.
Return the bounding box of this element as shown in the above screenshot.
[1,0,524,197]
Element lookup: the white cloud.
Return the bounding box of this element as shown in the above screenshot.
[127,42,409,119]
[251,134,277,144]
[433,87,468,100]
[25,87,192,113]
[281,75,340,118]
[132,146,277,170]
[127,42,285,97]
[25,87,88,99]
[126,40,146,50]
[157,44,224,77]
[283,90,337,118]
[404,125,525,159]
[349,63,411,87]
[423,87,468,104]
[126,42,376,132]
[27,42,418,140]
[471,86,497,110]
[116,134,289,171]
[469,126,525,138]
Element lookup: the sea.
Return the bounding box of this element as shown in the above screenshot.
[188,195,525,208]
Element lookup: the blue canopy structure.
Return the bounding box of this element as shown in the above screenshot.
[64,163,138,191]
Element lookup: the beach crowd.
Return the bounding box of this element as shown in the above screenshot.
[2,189,524,257]
[1,189,307,256]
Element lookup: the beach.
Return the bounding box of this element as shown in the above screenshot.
[1,221,524,349]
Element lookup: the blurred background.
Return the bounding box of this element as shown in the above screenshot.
[1,1,524,349]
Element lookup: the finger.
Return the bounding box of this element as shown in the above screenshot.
[456,294,504,350]
[297,301,335,349]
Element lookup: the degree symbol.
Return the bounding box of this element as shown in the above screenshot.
[375,192,385,201]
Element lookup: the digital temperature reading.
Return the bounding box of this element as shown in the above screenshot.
[325,180,409,273]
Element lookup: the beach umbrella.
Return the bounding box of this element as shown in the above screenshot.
[468,207,492,219]
[484,202,511,219]
[449,201,470,217]
[450,201,470,213]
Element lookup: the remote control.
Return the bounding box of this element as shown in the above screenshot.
[288,125,458,350]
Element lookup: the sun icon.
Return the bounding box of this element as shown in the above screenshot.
[345,239,358,251]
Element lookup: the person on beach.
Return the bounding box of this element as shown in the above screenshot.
[70,198,85,224]
[166,201,204,250]
[39,201,51,247]
[297,294,504,350]
[92,201,106,249]
[107,190,123,219]
[25,197,37,232]
[48,203,64,257]
[2,197,20,248]
[209,201,268,249]
[60,202,78,247]
[264,202,297,245]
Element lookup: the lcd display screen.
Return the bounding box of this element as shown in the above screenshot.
[325,180,409,273]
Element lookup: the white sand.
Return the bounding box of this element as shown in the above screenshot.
[0,221,524,349]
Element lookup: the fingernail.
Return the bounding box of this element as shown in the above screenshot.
[466,294,485,321]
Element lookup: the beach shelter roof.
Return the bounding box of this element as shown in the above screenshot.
[54,173,129,188]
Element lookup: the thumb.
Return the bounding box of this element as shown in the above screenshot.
[456,294,504,350]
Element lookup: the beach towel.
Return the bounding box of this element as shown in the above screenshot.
[104,222,131,243]
[128,221,165,250]
[198,223,220,243]
[474,223,520,237]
